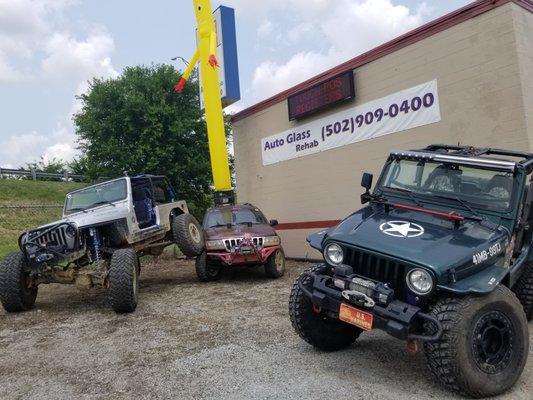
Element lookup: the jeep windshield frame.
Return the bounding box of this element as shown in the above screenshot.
[375,155,523,216]
[64,178,128,215]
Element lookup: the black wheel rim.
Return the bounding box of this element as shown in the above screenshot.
[207,263,219,277]
[472,310,514,374]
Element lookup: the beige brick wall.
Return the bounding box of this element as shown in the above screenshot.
[233,3,531,259]
[513,3,533,144]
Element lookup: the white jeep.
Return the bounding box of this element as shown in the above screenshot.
[0,175,204,313]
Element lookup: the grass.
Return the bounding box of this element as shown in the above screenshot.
[0,179,89,258]
[0,179,86,204]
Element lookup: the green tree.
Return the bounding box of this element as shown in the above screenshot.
[25,157,66,174]
[74,64,225,218]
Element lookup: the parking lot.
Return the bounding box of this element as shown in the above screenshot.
[0,259,531,400]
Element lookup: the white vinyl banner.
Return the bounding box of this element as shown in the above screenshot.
[261,80,441,166]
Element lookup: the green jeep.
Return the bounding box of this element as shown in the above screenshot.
[289,144,532,398]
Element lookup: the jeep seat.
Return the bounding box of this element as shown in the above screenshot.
[485,174,512,209]
[486,174,512,199]
[133,188,155,228]
[424,166,459,193]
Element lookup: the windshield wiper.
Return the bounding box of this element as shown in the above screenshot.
[431,194,484,220]
[381,186,423,207]
[67,207,87,213]
[92,200,116,207]
[210,223,232,228]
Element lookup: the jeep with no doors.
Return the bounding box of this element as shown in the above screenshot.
[196,203,285,281]
[289,145,532,397]
[0,175,204,313]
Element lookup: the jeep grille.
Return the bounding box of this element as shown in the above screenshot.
[224,237,264,252]
[27,225,72,248]
[344,247,409,300]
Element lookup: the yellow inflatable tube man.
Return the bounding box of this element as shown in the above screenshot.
[175,0,233,198]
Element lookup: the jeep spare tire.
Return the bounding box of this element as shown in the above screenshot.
[172,213,204,257]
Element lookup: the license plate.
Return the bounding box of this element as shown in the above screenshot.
[339,303,373,331]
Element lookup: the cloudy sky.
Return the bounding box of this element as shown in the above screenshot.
[0,0,472,168]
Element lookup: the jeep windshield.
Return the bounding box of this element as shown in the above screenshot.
[64,179,127,215]
[205,208,267,228]
[377,158,516,212]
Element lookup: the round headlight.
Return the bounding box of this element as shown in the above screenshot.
[406,268,434,295]
[324,243,343,265]
[65,225,76,238]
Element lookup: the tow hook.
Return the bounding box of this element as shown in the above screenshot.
[341,290,375,308]
[406,339,422,354]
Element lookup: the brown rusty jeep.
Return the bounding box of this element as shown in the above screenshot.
[195,203,285,281]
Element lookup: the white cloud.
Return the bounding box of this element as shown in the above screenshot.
[42,123,79,163]
[218,0,286,17]
[0,0,118,166]
[0,55,24,82]
[251,52,336,100]
[257,20,274,38]
[287,22,313,43]
[0,0,117,83]
[0,122,79,167]
[247,0,429,104]
[0,0,48,37]
[42,29,118,81]
[0,0,72,82]
[0,0,116,166]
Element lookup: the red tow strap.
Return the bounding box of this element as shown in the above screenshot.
[392,203,465,222]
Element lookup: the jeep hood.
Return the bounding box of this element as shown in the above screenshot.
[205,224,277,239]
[314,206,510,271]
[31,203,130,232]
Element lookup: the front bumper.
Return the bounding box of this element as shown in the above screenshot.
[299,265,443,342]
[207,245,279,266]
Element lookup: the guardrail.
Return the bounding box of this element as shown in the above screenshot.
[0,167,109,182]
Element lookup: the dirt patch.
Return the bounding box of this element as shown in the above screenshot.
[0,259,531,400]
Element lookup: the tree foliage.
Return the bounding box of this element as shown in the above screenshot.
[74,64,224,218]
[23,157,68,181]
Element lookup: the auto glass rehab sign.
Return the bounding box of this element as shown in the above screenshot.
[261,80,441,166]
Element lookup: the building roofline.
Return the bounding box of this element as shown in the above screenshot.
[231,0,533,123]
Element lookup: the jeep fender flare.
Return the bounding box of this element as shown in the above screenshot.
[436,263,510,295]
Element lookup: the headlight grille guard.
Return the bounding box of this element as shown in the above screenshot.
[19,222,79,262]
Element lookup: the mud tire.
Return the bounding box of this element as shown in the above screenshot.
[513,262,533,321]
[424,286,529,398]
[195,251,221,282]
[109,248,139,313]
[264,248,286,278]
[289,265,362,351]
[172,214,204,257]
[105,223,128,246]
[0,252,37,312]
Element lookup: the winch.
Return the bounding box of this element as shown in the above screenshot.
[332,264,395,307]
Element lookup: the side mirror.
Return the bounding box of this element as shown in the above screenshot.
[361,172,373,191]
[269,219,279,227]
[360,172,373,204]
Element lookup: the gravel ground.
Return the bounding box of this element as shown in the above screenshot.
[0,259,531,400]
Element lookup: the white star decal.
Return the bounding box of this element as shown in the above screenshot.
[379,221,424,238]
